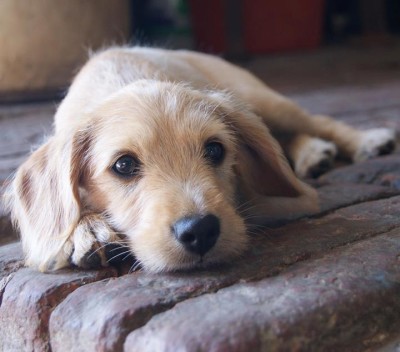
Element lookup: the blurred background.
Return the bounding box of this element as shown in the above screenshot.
[1,0,400,101]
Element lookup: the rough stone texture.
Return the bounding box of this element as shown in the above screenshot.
[124,230,400,352]
[0,242,23,279]
[0,243,24,317]
[0,211,16,246]
[320,155,400,190]
[0,267,118,352]
[248,44,400,96]
[49,196,400,352]
[0,103,54,182]
[376,335,400,352]
[291,81,400,119]
[317,183,399,214]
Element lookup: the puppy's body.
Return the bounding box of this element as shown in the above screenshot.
[5,47,396,272]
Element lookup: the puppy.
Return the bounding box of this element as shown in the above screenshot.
[4,47,396,272]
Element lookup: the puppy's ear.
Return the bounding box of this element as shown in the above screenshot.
[5,130,89,270]
[207,92,316,200]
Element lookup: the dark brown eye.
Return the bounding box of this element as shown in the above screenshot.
[112,155,140,177]
[204,141,225,165]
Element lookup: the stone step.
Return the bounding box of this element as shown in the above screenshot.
[1,195,399,351]
[0,246,118,351]
[41,195,400,352]
[124,229,400,352]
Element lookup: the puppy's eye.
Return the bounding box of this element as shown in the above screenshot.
[204,141,225,165]
[112,155,140,177]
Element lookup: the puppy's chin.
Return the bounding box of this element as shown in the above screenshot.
[138,251,239,273]
[132,233,249,273]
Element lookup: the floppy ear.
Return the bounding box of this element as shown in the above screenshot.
[4,130,89,270]
[207,91,318,213]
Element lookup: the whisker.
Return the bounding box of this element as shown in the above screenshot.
[235,198,255,211]
[240,214,265,221]
[107,250,132,263]
[86,243,110,259]
[236,204,261,218]
[122,252,133,261]
[108,245,130,252]
[108,240,131,246]
[246,229,267,236]
[86,241,130,259]
[238,206,260,217]
[129,260,142,273]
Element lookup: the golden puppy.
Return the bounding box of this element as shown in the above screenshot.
[4,47,396,272]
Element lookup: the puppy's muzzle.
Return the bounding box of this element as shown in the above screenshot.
[173,214,220,256]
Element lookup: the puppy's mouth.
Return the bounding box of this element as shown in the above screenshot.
[128,245,232,273]
[168,252,223,272]
[120,212,247,273]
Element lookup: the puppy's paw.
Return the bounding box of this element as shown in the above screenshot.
[70,214,124,269]
[294,138,337,178]
[353,128,396,162]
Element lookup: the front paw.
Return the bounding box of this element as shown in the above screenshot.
[70,214,127,269]
[353,128,396,162]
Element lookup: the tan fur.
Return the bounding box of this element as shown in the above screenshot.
[3,47,396,272]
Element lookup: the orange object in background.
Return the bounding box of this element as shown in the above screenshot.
[243,0,324,53]
[189,0,226,53]
[190,0,324,55]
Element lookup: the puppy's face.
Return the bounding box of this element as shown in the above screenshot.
[82,82,247,271]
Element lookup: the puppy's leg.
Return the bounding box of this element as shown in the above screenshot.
[308,115,396,162]
[71,214,125,269]
[49,214,124,270]
[243,92,396,164]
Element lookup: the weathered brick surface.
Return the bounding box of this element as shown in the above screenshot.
[50,273,218,352]
[0,243,24,315]
[0,267,118,352]
[0,242,23,279]
[0,220,15,246]
[49,196,400,352]
[320,154,400,189]
[250,46,400,98]
[333,105,400,132]
[124,230,400,352]
[0,209,17,246]
[0,103,54,183]
[317,183,399,214]
[291,81,400,118]
[315,182,400,220]
[376,335,400,351]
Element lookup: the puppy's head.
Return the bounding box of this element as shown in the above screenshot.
[80,81,246,271]
[78,81,312,271]
[7,80,314,272]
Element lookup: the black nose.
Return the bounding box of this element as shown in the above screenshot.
[173,214,220,256]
